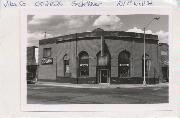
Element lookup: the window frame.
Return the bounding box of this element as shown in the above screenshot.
[64,59,71,76]
[118,51,131,78]
[63,54,71,77]
[43,48,51,58]
[79,51,89,77]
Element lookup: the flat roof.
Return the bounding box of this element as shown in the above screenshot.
[39,29,158,45]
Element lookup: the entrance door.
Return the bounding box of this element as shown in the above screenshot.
[162,67,168,82]
[100,70,108,83]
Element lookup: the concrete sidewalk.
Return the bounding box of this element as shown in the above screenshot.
[36,81,168,89]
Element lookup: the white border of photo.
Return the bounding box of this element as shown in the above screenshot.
[20,7,178,112]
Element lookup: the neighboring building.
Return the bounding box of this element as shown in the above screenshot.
[38,28,161,84]
[159,43,169,82]
[27,46,38,81]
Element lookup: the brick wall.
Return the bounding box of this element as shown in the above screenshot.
[38,31,159,84]
[38,43,57,80]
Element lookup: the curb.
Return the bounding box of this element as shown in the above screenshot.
[36,82,168,89]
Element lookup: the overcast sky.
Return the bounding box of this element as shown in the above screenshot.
[27,14,169,47]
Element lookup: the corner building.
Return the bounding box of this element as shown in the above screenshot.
[38,28,160,84]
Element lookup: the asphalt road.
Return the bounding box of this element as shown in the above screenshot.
[27,84,168,104]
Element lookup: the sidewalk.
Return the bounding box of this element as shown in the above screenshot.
[36,81,168,89]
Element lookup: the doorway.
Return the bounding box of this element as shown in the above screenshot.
[162,67,169,82]
[97,69,110,84]
[100,70,108,83]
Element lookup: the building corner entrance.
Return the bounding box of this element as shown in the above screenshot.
[97,69,110,84]
[96,31,111,84]
[96,53,111,84]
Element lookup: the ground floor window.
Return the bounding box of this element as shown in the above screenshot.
[64,54,70,77]
[79,51,89,77]
[64,60,70,72]
[43,48,51,58]
[118,51,130,77]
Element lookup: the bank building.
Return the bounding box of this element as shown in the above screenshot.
[36,28,168,84]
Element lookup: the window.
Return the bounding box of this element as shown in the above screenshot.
[118,51,130,77]
[64,54,70,77]
[161,51,168,56]
[43,48,51,58]
[64,60,70,73]
[79,51,89,77]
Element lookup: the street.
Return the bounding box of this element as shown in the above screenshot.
[27,84,168,104]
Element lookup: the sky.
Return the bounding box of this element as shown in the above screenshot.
[27,14,169,47]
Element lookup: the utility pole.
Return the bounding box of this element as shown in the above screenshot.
[143,17,160,86]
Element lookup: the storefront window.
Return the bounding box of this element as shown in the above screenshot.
[79,51,89,77]
[118,51,130,77]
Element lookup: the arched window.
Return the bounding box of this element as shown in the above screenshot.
[63,54,70,77]
[79,51,89,77]
[142,54,151,77]
[118,51,130,77]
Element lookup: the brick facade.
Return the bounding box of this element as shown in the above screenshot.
[38,29,160,84]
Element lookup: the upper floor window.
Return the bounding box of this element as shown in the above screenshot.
[43,48,51,58]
